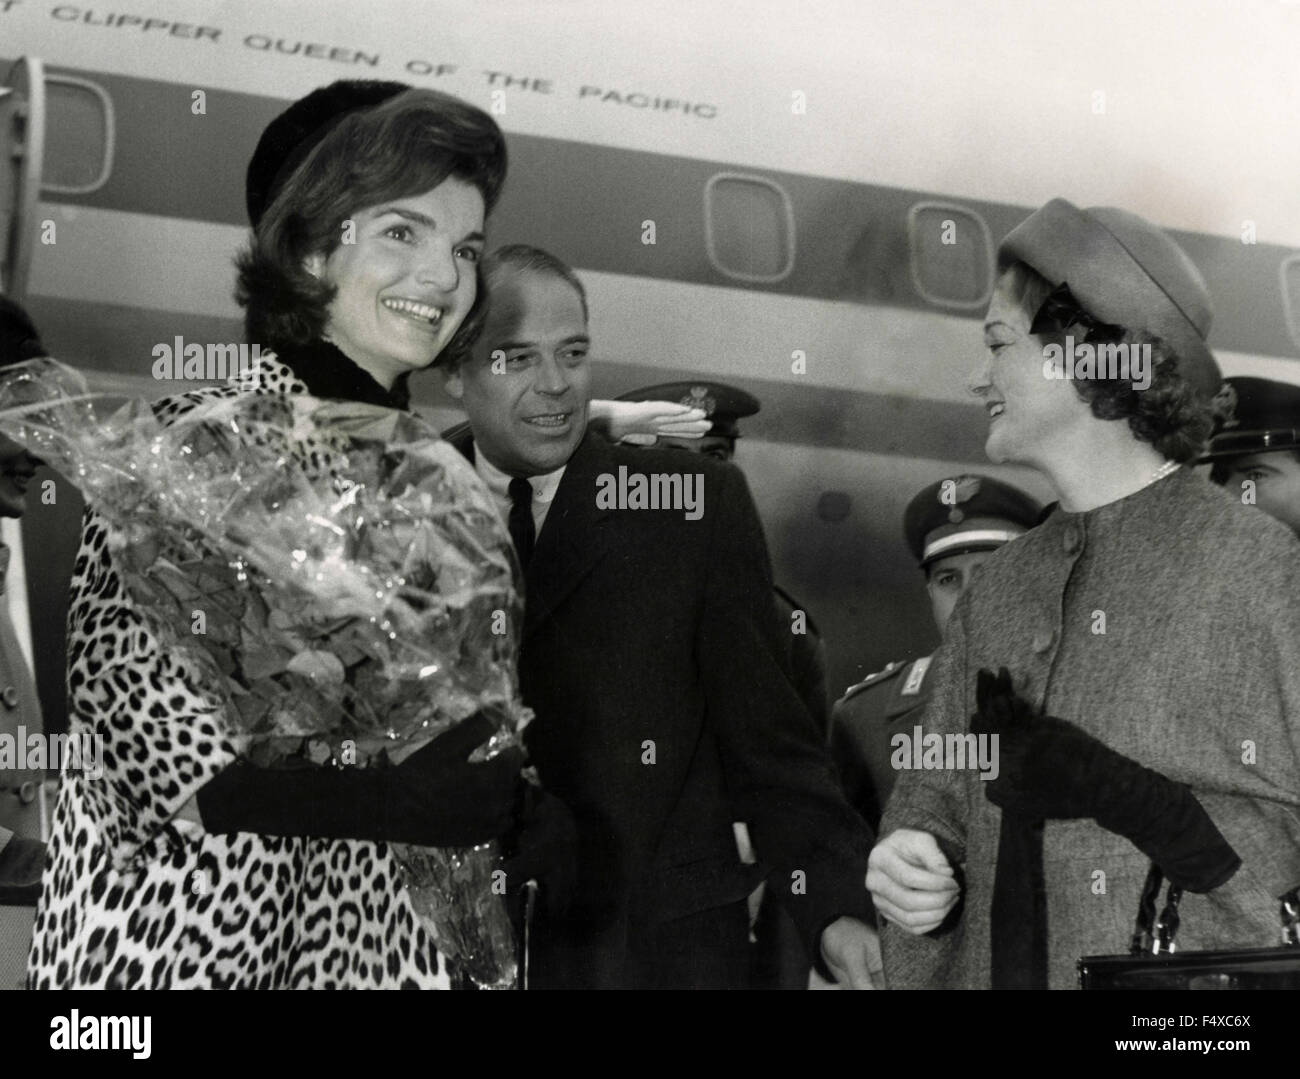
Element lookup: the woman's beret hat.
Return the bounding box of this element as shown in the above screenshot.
[998,198,1220,398]
[245,79,410,228]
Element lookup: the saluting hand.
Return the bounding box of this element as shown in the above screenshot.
[588,399,711,444]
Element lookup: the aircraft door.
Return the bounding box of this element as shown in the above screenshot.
[0,56,46,299]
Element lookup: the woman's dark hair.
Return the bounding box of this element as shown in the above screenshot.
[999,261,1213,463]
[235,88,507,362]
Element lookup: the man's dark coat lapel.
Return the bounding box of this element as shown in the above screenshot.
[522,431,615,639]
[446,426,615,639]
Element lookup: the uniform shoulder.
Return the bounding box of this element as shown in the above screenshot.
[836,659,908,704]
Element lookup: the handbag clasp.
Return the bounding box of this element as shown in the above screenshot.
[1152,884,1183,955]
[1282,888,1300,947]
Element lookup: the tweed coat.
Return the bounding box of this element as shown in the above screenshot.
[880,468,1300,989]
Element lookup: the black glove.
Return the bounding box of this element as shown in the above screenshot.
[198,712,525,848]
[971,667,1241,894]
[0,835,46,905]
[385,715,525,846]
[501,782,579,919]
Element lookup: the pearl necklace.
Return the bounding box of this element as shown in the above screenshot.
[1143,459,1180,489]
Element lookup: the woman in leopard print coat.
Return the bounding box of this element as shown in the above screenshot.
[28,81,531,988]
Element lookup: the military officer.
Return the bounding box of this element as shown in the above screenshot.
[613,379,828,989]
[1201,376,1300,537]
[0,297,50,988]
[614,381,759,461]
[830,474,1042,831]
[611,380,828,731]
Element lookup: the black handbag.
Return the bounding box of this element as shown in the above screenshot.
[1078,863,1300,989]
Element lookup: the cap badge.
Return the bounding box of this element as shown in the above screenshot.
[953,475,981,502]
[1210,382,1239,430]
[682,385,716,416]
[941,475,981,522]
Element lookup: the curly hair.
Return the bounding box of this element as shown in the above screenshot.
[998,262,1213,463]
[235,88,507,363]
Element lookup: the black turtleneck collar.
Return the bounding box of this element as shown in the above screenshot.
[274,337,412,411]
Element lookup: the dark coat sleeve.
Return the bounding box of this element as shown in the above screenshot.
[694,463,876,962]
[829,694,886,832]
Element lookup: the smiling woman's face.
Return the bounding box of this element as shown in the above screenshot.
[309,176,485,389]
[972,271,1090,468]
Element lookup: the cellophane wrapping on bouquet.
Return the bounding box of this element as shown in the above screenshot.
[0,357,530,988]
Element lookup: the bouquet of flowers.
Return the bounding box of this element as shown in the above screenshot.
[0,357,530,988]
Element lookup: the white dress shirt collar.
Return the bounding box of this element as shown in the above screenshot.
[473,446,566,535]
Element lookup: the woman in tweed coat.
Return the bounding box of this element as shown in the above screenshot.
[867,198,1300,989]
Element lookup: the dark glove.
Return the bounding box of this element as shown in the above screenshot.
[198,712,524,848]
[384,715,525,846]
[971,667,1241,893]
[0,835,46,905]
[501,783,579,919]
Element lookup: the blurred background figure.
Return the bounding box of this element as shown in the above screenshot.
[613,379,829,989]
[830,474,1041,832]
[1202,377,1300,537]
[615,381,758,462]
[613,380,830,734]
[0,296,50,990]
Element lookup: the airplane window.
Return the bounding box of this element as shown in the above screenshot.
[1281,254,1300,351]
[704,173,795,283]
[42,76,114,194]
[907,201,994,310]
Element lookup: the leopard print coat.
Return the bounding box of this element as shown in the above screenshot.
[28,354,466,988]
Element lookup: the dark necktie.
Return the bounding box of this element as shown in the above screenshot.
[507,477,536,567]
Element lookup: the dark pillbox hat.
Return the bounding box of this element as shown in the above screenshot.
[245,79,410,229]
[998,198,1220,399]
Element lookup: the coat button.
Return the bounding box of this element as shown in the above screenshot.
[1062,527,1082,555]
[1031,629,1054,654]
[1,686,17,709]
